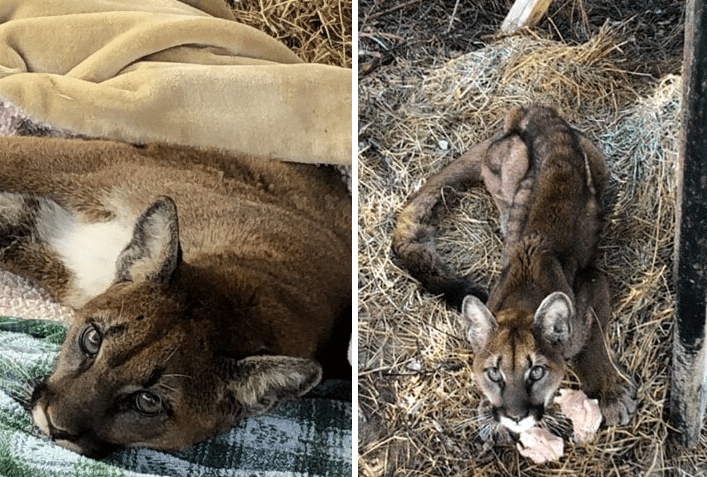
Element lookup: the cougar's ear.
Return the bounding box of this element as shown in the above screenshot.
[115,196,182,285]
[223,355,322,420]
[462,295,497,353]
[533,292,574,348]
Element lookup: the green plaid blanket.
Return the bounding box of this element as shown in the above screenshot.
[0,317,352,477]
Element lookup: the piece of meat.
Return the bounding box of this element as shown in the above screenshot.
[555,389,602,444]
[517,427,564,464]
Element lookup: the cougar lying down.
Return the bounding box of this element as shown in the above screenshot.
[0,136,351,457]
[393,105,636,442]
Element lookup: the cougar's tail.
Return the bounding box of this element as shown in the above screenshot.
[392,138,492,310]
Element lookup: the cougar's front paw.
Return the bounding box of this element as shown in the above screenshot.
[597,377,637,426]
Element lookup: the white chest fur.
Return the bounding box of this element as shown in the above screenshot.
[37,200,135,308]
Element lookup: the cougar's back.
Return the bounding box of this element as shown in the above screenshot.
[0,137,350,315]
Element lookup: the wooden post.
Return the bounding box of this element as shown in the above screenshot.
[500,0,554,34]
[670,0,707,448]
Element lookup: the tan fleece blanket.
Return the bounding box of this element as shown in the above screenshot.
[0,0,351,165]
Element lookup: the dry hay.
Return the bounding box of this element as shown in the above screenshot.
[357,18,705,477]
[229,0,352,67]
[358,0,683,81]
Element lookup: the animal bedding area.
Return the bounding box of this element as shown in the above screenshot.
[230,0,352,67]
[357,0,697,475]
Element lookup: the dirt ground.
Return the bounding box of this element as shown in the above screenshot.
[357,1,704,476]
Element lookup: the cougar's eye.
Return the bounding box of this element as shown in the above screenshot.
[529,365,546,381]
[135,391,162,416]
[486,367,502,383]
[79,325,102,357]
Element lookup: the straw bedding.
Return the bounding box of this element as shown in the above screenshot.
[230,0,352,67]
[357,1,701,475]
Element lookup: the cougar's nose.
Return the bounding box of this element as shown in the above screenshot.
[31,402,51,436]
[506,410,529,423]
[32,401,81,441]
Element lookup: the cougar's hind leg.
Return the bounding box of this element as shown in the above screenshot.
[0,192,72,304]
[571,267,637,426]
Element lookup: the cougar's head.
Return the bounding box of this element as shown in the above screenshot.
[462,293,574,435]
[29,197,322,457]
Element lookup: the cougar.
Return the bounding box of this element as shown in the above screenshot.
[393,105,636,440]
[0,136,351,457]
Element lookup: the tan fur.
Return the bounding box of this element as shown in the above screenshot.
[393,105,636,435]
[0,136,351,456]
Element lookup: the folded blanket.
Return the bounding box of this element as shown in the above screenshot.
[0,272,352,477]
[0,97,352,194]
[0,0,351,165]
